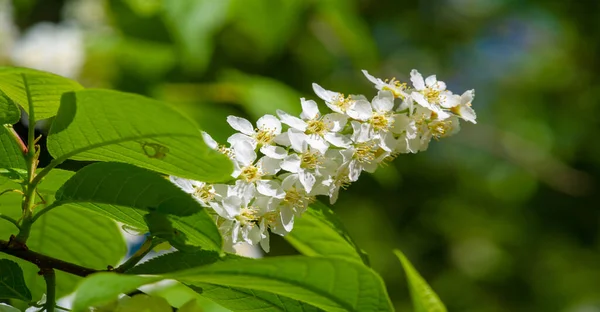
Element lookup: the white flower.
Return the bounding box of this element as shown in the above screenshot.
[230,141,281,186]
[362,70,409,99]
[169,176,218,208]
[210,181,267,247]
[279,129,333,193]
[409,69,459,119]
[226,114,287,159]
[341,121,387,182]
[277,98,350,154]
[312,83,371,119]
[450,89,477,124]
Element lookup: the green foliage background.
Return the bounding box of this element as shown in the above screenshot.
[3,0,599,311]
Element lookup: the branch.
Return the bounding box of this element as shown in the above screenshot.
[0,238,98,277]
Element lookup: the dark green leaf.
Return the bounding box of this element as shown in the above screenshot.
[0,169,127,300]
[0,90,20,124]
[0,67,83,121]
[47,89,232,182]
[394,250,447,312]
[126,250,322,311]
[0,126,26,171]
[62,202,223,251]
[175,256,392,312]
[55,162,202,216]
[125,249,221,275]
[0,259,32,301]
[73,256,393,312]
[286,201,370,266]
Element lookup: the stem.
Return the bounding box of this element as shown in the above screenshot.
[31,202,60,224]
[115,236,158,273]
[0,214,21,230]
[41,268,56,312]
[24,74,37,183]
[14,74,39,245]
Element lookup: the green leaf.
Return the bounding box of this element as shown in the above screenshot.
[127,250,322,311]
[0,169,127,300]
[0,67,83,121]
[0,126,26,171]
[0,90,20,124]
[175,256,392,312]
[55,162,202,217]
[126,249,221,275]
[73,256,393,312]
[394,250,447,312]
[64,201,222,251]
[0,259,32,301]
[47,89,233,182]
[285,201,370,266]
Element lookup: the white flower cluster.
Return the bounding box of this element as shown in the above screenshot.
[171,69,477,252]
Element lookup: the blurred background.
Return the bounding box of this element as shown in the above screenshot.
[1,0,599,311]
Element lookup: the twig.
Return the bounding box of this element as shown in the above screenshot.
[40,268,56,312]
[0,214,21,230]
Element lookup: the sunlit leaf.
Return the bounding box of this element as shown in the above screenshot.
[286,201,370,266]
[47,89,233,182]
[394,250,447,312]
[0,67,83,121]
[0,259,32,301]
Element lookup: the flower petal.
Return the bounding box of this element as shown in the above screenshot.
[425,75,437,87]
[169,176,194,193]
[257,114,282,134]
[300,98,320,120]
[323,113,348,132]
[258,156,282,175]
[256,180,285,198]
[372,90,395,112]
[260,145,288,159]
[277,109,307,131]
[361,70,385,88]
[233,141,257,166]
[227,133,256,149]
[312,83,338,103]
[227,116,255,135]
[287,129,308,152]
[280,154,301,173]
[201,131,219,150]
[410,69,425,90]
[346,98,372,121]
